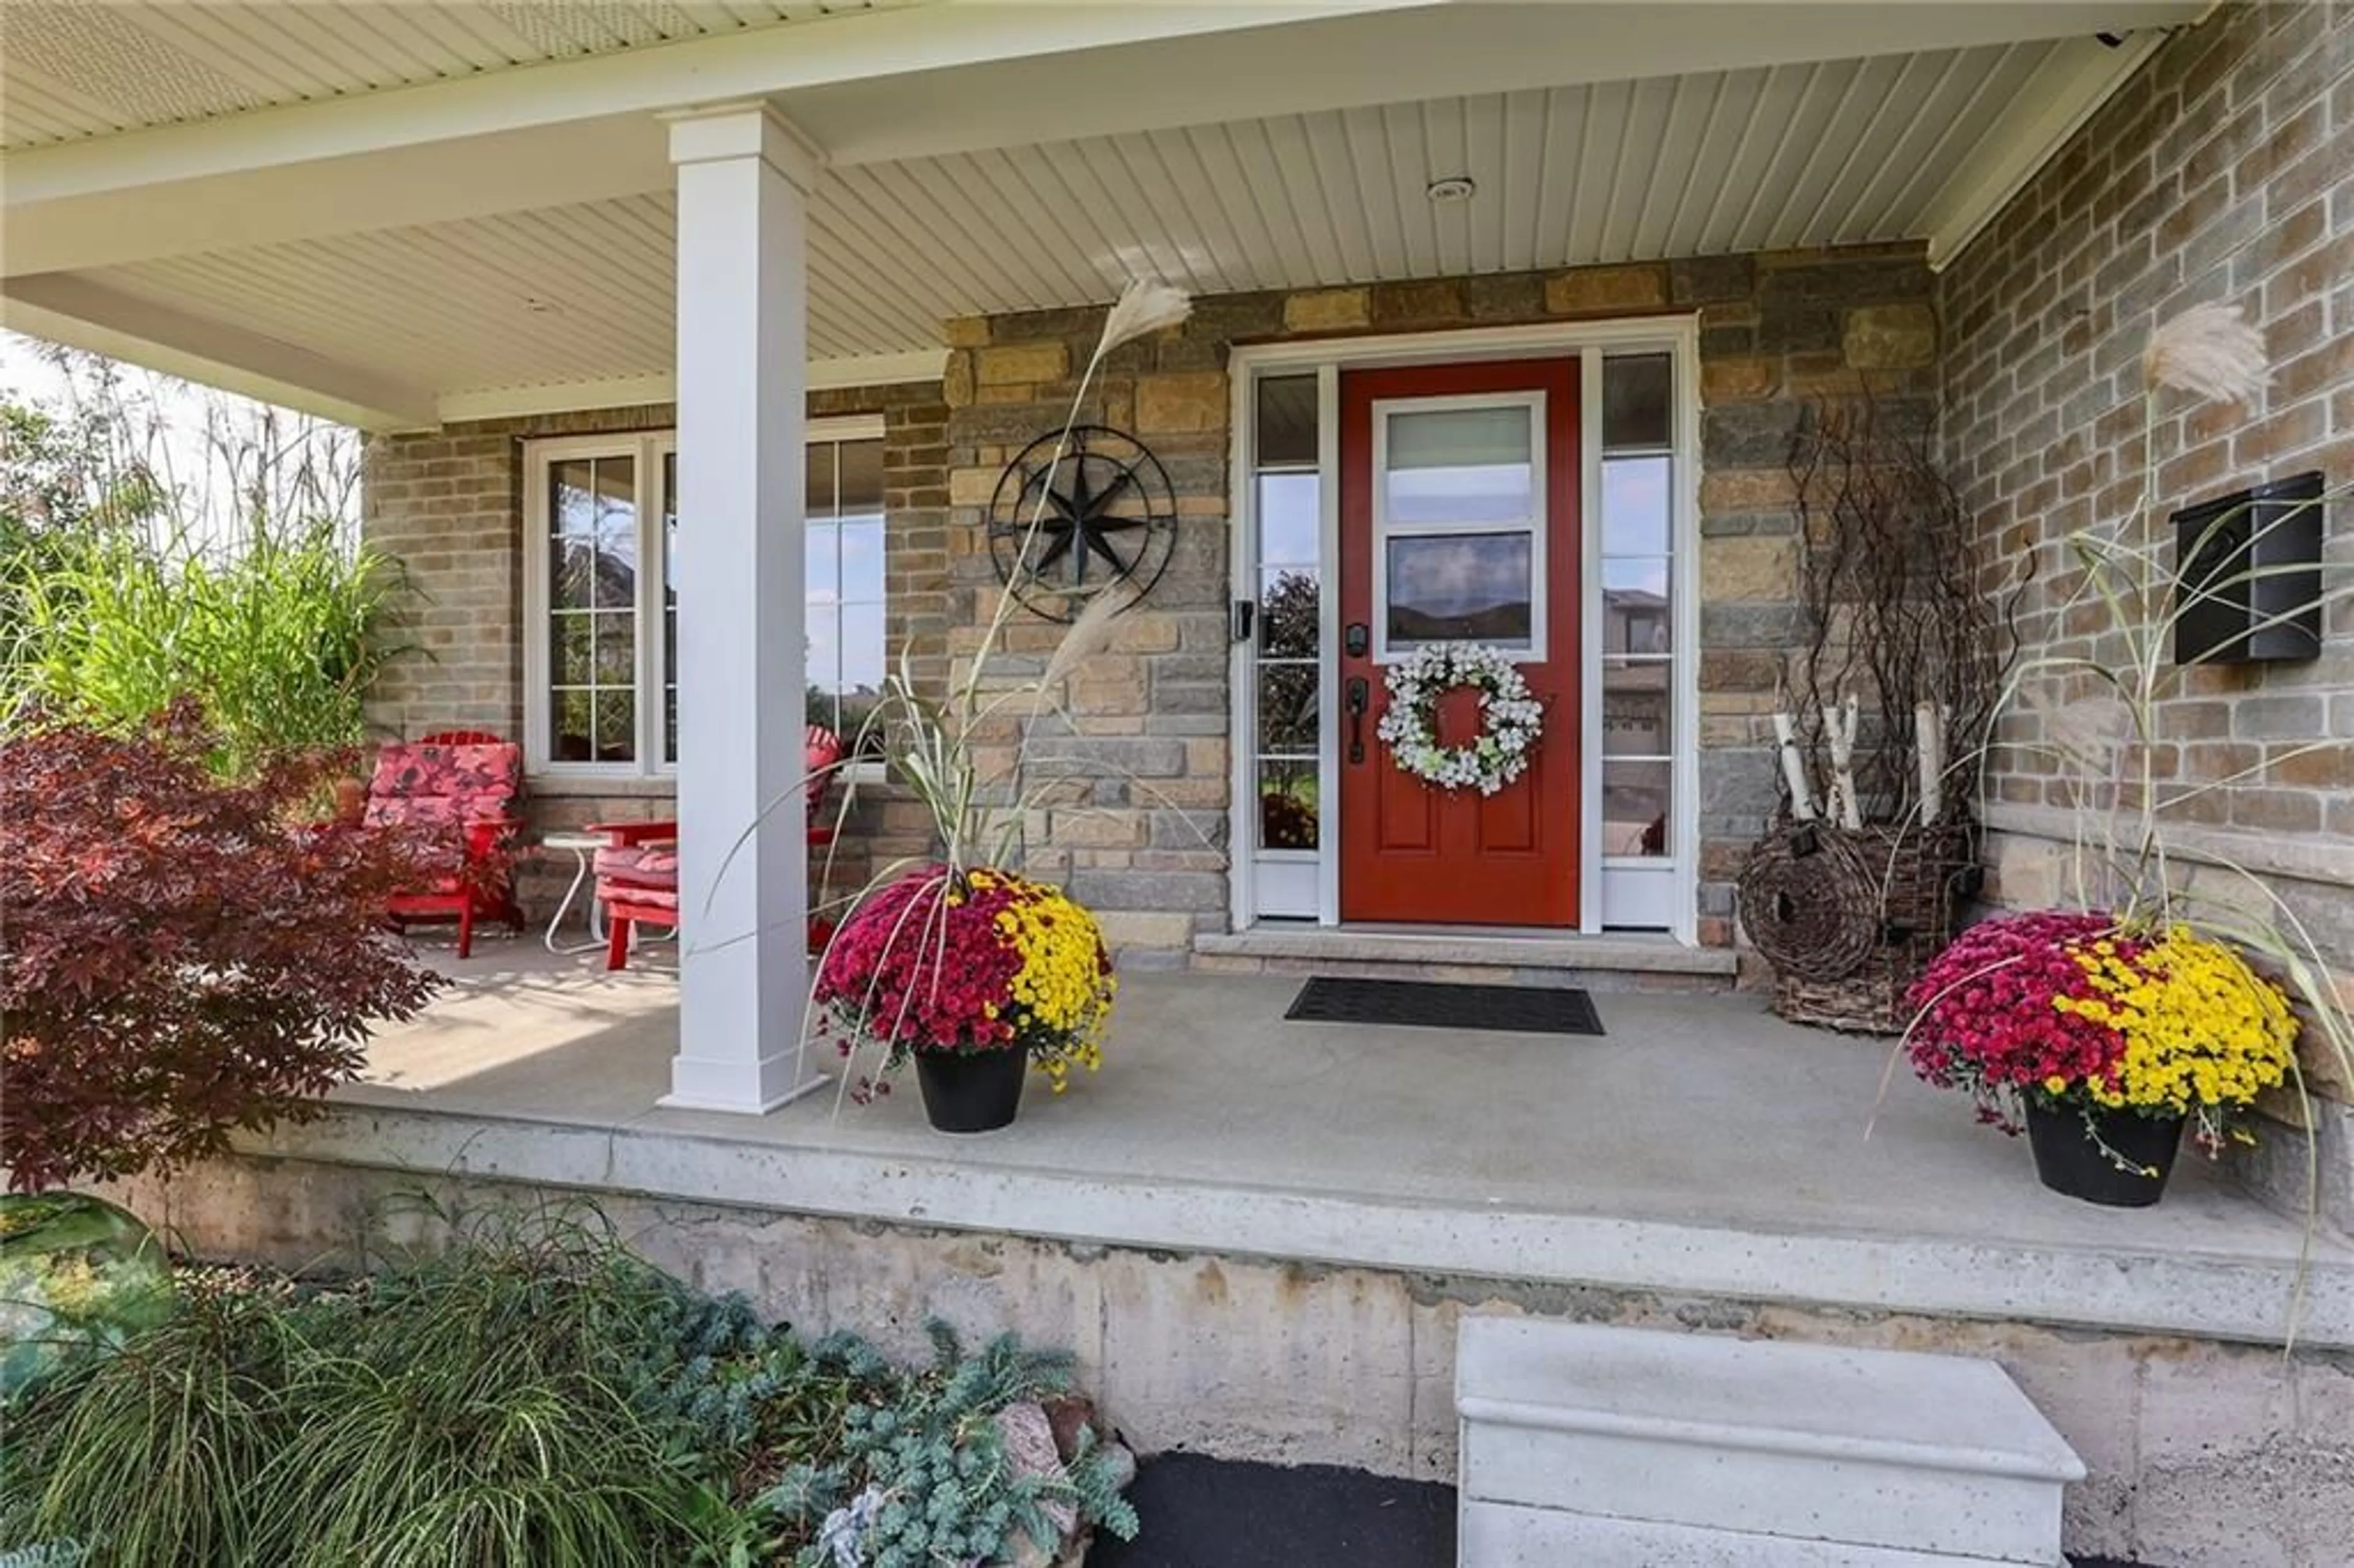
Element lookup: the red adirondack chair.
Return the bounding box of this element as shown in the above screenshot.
[590,726,846,972]
[364,728,527,958]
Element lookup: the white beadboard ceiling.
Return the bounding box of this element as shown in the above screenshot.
[75,39,2066,405]
[0,0,890,150]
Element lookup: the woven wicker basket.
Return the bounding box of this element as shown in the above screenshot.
[1772,945,1931,1034]
[1743,820,1978,1035]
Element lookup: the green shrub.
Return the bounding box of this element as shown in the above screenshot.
[0,1204,1138,1568]
[3,1288,296,1566]
[1,514,408,778]
[251,1208,723,1567]
[0,1197,174,1400]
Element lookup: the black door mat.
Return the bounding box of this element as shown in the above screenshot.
[1284,976,1604,1037]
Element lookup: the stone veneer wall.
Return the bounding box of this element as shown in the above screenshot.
[1938,1,2353,1222]
[940,246,1940,956]
[360,382,947,913]
[362,246,1940,952]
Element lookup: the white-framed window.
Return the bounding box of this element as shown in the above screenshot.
[1368,392,1547,663]
[1596,354,1675,865]
[521,416,888,777]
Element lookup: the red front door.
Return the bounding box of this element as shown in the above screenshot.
[1337,358,1581,926]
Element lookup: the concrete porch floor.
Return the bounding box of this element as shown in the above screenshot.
[284,935,2354,1349]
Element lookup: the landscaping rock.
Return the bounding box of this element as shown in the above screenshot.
[997,1398,1079,1542]
[1043,1393,1097,1460]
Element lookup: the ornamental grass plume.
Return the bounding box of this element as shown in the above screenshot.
[1095,279,1194,358]
[2139,302,2269,406]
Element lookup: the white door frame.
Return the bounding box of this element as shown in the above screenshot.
[1225,315,1702,943]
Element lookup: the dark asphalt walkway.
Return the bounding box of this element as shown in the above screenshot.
[1089,1453,2158,1568]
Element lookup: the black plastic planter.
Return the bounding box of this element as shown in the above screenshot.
[915,1047,1027,1133]
[2024,1100,2185,1208]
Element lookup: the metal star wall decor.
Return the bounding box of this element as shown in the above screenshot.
[986,425,1178,622]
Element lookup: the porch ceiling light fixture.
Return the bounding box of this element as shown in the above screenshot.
[1426,175,1477,204]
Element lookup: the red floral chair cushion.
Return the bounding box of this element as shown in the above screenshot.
[364,742,521,828]
[362,740,522,877]
[594,845,678,888]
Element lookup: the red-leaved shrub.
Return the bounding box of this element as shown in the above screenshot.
[1,702,442,1190]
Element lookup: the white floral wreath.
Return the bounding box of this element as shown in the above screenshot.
[1376,642,1544,795]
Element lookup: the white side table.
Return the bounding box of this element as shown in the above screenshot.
[540,832,608,953]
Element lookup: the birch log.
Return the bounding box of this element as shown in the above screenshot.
[1826,693,1864,830]
[1916,700,1945,825]
[1773,708,1819,822]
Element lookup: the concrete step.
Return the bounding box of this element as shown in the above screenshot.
[1456,1319,2084,1567]
[1462,1503,2063,1566]
[1192,927,1737,990]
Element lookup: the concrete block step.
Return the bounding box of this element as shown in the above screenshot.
[1462,1501,2046,1566]
[1457,1319,2084,1567]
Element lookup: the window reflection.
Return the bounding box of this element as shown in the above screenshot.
[1257,376,1319,467]
[1259,473,1320,566]
[1601,455,1671,555]
[1259,762,1319,850]
[803,436,888,753]
[1602,658,1671,757]
[1385,406,1534,525]
[1603,759,1672,857]
[1257,664,1319,756]
[1602,354,1672,450]
[1601,558,1671,655]
[1386,533,1533,647]
[1259,568,1320,658]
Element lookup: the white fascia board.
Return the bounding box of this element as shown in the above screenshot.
[0,275,437,432]
[784,1,2207,166]
[0,1,1430,208]
[1,115,673,280]
[432,351,945,425]
[1922,29,2173,270]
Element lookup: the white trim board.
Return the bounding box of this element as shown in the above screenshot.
[436,352,945,426]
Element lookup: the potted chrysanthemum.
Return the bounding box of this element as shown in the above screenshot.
[1906,911,2298,1205]
[1901,303,2348,1212]
[812,866,1115,1131]
[787,280,1194,1130]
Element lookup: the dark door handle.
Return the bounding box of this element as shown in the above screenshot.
[1346,676,1369,764]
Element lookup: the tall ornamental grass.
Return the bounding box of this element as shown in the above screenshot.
[1,515,408,778]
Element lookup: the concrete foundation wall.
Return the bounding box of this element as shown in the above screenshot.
[118,1156,2354,1568]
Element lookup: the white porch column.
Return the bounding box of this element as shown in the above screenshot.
[664,103,820,1113]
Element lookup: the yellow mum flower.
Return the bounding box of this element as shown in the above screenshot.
[2072,928,2296,1117]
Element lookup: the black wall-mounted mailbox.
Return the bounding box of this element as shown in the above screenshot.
[2172,470,2325,665]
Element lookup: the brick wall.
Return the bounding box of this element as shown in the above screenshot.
[1938,2,2353,1214]
[1941,4,2352,943]
[941,245,1938,955]
[362,383,947,916]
